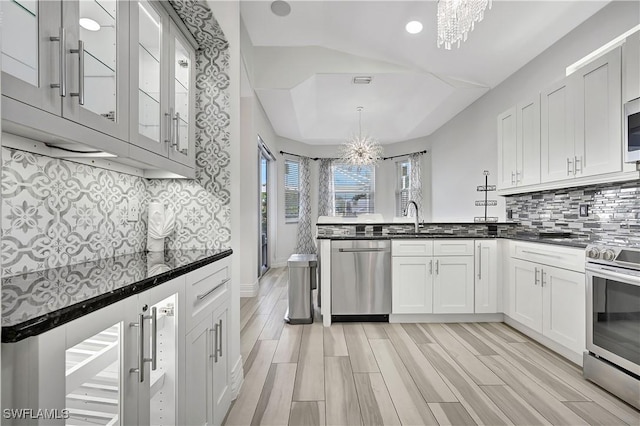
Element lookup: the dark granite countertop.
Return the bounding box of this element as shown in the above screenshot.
[316,222,517,226]
[2,249,232,343]
[317,234,590,248]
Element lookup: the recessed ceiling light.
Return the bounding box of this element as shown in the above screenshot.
[271,1,291,17]
[405,20,423,35]
[79,18,101,31]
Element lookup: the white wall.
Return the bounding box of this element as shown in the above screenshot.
[428,1,640,221]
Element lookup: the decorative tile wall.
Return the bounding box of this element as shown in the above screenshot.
[1,0,232,274]
[1,148,148,275]
[149,0,231,250]
[506,180,640,245]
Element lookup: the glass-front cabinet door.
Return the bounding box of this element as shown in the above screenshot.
[61,0,129,140]
[130,0,168,157]
[1,0,61,114]
[168,21,195,167]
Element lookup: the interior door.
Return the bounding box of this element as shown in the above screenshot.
[258,138,275,277]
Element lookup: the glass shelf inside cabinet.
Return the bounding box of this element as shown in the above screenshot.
[139,0,162,143]
[79,0,117,121]
[1,0,38,85]
[65,323,121,425]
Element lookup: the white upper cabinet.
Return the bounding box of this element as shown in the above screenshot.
[516,96,541,186]
[573,47,622,178]
[541,77,574,183]
[1,0,197,178]
[623,31,640,103]
[129,2,195,171]
[61,0,130,141]
[497,107,517,189]
[1,0,61,114]
[130,0,168,157]
[498,97,541,190]
[167,21,195,167]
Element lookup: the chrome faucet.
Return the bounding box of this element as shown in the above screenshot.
[403,200,420,233]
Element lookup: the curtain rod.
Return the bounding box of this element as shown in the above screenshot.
[279,149,428,161]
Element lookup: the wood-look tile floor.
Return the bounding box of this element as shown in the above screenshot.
[225,268,640,426]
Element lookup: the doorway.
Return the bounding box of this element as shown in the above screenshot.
[258,137,274,277]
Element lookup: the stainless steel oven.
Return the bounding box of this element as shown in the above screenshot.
[584,244,640,409]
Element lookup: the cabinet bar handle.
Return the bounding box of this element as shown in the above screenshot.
[130,313,145,382]
[70,40,85,105]
[521,250,562,259]
[477,243,482,279]
[164,111,172,145]
[172,112,180,149]
[197,277,230,300]
[218,319,223,357]
[211,325,219,363]
[49,27,66,97]
[338,248,386,252]
[511,171,515,185]
[534,267,539,286]
[435,260,439,275]
[566,158,573,176]
[575,156,582,174]
[542,270,547,287]
[151,307,157,371]
[515,171,521,183]
[429,259,433,275]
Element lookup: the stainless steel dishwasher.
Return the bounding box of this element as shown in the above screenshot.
[331,239,391,321]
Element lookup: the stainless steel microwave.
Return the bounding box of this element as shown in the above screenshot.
[625,97,640,162]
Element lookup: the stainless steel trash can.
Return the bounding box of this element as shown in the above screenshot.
[284,254,317,324]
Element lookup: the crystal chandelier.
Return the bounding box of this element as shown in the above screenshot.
[437,0,492,50]
[340,107,383,166]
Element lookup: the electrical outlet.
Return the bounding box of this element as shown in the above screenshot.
[579,204,589,217]
[128,199,140,222]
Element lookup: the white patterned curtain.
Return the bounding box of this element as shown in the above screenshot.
[318,159,335,216]
[408,153,423,217]
[296,157,316,254]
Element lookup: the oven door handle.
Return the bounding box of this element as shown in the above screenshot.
[586,266,640,286]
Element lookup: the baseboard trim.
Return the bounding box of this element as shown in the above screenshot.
[503,315,583,366]
[240,279,259,297]
[230,356,244,399]
[389,313,504,323]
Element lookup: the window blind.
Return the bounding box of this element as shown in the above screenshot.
[333,163,375,216]
[284,160,300,220]
[396,160,411,216]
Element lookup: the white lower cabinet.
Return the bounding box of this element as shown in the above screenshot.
[1,256,234,426]
[507,244,585,355]
[474,240,499,314]
[392,256,433,314]
[433,256,474,314]
[391,239,477,315]
[185,298,231,426]
[509,258,543,331]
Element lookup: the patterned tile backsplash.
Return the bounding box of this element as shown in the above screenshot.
[1,148,148,275]
[506,179,640,245]
[1,0,231,275]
